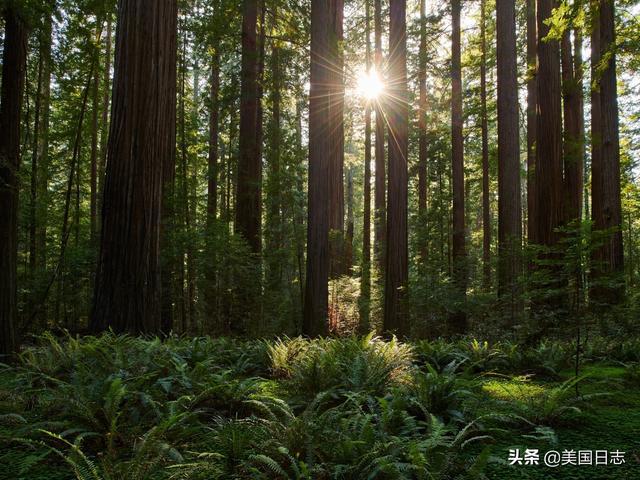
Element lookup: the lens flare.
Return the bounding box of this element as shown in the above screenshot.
[356,68,384,100]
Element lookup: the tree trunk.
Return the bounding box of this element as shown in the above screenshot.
[98,17,112,223]
[205,41,220,328]
[383,0,409,337]
[526,0,537,242]
[374,0,386,275]
[533,0,563,248]
[496,0,522,312]
[361,0,372,332]
[91,0,177,334]
[591,0,624,304]
[418,0,428,258]
[480,0,491,291]
[303,0,332,337]
[90,54,100,246]
[266,3,283,290]
[236,0,261,254]
[450,0,467,333]
[329,0,345,279]
[0,8,28,356]
[561,31,583,224]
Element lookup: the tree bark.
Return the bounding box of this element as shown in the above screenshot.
[418,0,428,258]
[450,0,467,333]
[591,0,624,304]
[480,0,491,291]
[533,0,563,249]
[91,0,177,334]
[526,0,537,242]
[383,0,409,337]
[0,7,28,355]
[329,0,345,278]
[497,0,522,313]
[374,0,386,275]
[361,0,372,332]
[303,0,332,337]
[236,0,261,254]
[205,38,220,328]
[561,31,583,224]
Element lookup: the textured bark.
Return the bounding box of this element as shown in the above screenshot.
[345,166,354,272]
[207,55,220,224]
[0,8,28,355]
[91,0,177,334]
[496,0,522,308]
[361,0,372,332]
[526,0,537,241]
[591,0,624,303]
[90,60,100,246]
[533,0,563,249]
[304,0,332,337]
[418,0,428,231]
[329,0,345,278]
[480,0,491,290]
[561,31,583,223]
[98,17,112,220]
[266,3,283,291]
[205,42,220,327]
[450,0,467,332]
[374,0,386,275]
[383,0,409,337]
[236,0,261,254]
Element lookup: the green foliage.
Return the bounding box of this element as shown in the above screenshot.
[2,333,638,478]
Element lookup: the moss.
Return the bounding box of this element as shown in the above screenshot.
[481,376,548,401]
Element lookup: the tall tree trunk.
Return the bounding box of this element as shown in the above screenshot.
[90,56,100,246]
[34,9,53,329]
[374,0,386,275]
[91,0,177,334]
[533,0,563,247]
[561,31,583,224]
[0,8,28,355]
[329,0,345,279]
[266,3,282,290]
[303,0,332,337]
[236,0,261,253]
[345,165,354,272]
[205,41,220,328]
[450,0,467,333]
[497,0,523,315]
[480,0,491,291]
[383,0,409,337]
[532,0,564,315]
[98,17,112,224]
[591,0,624,304]
[418,0,428,257]
[526,0,537,241]
[361,0,372,332]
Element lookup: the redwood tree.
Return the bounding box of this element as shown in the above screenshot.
[496,0,522,311]
[0,6,29,355]
[303,0,332,336]
[91,0,177,333]
[591,0,624,303]
[383,0,409,336]
[236,0,261,254]
[533,0,563,249]
[450,0,467,332]
[374,0,386,274]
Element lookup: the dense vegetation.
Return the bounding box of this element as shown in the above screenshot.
[1,0,639,477]
[2,333,639,479]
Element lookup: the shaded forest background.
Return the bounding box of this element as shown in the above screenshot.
[1,0,640,354]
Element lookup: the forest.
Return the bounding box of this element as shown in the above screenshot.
[1,0,640,478]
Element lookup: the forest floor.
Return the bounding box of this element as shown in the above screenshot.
[1,333,639,479]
